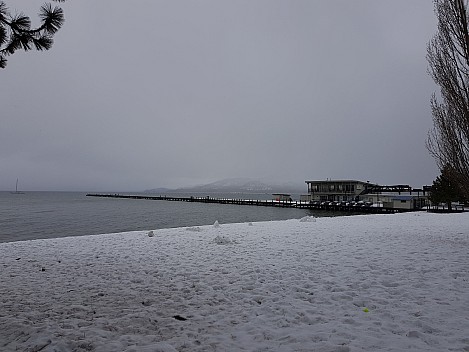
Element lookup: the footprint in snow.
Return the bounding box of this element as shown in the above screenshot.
[213,235,237,245]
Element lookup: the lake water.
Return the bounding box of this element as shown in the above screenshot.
[0,191,331,243]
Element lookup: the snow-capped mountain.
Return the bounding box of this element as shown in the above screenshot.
[146,178,304,194]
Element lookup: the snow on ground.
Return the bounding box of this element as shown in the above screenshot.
[1,212,468,352]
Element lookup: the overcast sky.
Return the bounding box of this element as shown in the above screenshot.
[1,1,439,192]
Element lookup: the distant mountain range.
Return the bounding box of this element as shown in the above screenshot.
[145,178,305,194]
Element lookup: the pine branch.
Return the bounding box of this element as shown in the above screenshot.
[0,1,65,68]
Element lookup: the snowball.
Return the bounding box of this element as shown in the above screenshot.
[299,216,316,222]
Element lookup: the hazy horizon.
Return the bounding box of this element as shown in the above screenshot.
[2,176,433,194]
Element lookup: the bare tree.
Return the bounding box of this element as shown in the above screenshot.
[0,0,65,68]
[427,0,469,197]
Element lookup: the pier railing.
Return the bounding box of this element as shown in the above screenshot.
[86,193,408,214]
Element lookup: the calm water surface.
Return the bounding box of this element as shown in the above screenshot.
[0,191,326,243]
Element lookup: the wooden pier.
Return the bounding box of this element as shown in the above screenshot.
[86,193,408,214]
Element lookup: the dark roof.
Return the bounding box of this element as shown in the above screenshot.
[305,180,370,184]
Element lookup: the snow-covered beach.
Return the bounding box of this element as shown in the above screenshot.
[1,212,468,352]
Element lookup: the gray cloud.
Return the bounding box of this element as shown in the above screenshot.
[1,0,438,191]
